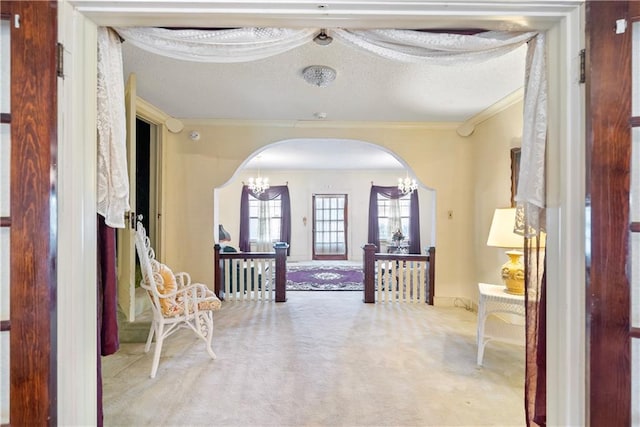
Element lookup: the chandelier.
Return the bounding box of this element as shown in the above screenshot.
[248,154,270,195]
[248,176,269,196]
[398,175,418,195]
[302,65,337,87]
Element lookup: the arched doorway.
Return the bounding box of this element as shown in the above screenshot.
[214,138,436,263]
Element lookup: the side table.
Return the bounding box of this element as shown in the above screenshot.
[476,282,525,366]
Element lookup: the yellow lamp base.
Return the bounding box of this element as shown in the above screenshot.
[500,250,525,295]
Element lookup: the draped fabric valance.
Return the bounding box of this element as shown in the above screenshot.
[239,185,291,253]
[114,27,318,63]
[367,186,420,254]
[330,29,536,65]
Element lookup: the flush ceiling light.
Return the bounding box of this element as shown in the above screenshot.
[313,29,333,46]
[302,65,336,87]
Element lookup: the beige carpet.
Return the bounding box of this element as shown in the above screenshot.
[102,292,525,426]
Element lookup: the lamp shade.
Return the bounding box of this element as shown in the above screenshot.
[219,224,231,242]
[486,208,523,249]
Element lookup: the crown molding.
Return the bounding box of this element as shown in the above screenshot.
[456,87,524,137]
[180,118,461,130]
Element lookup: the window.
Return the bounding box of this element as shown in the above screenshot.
[367,185,420,254]
[239,185,290,253]
[248,194,281,249]
[377,193,411,243]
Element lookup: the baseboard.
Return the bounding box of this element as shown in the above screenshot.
[117,309,152,343]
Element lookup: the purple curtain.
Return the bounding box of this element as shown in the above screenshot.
[367,185,421,254]
[239,185,291,253]
[525,237,546,427]
[97,214,120,426]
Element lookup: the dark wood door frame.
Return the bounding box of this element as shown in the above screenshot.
[586,2,632,425]
[1,1,58,425]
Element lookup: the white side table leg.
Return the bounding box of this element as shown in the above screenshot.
[477,296,487,366]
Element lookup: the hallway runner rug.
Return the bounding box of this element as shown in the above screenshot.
[286,265,364,291]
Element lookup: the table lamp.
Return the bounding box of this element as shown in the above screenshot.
[218,224,231,242]
[486,208,525,295]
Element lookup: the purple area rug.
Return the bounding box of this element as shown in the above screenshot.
[286,264,364,291]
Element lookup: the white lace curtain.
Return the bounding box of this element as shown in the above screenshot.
[388,198,403,240]
[104,26,546,233]
[97,27,130,228]
[256,200,273,252]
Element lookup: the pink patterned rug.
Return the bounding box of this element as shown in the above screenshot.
[286,264,364,291]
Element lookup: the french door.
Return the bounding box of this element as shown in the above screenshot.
[312,194,347,260]
[0,1,58,425]
[587,1,637,424]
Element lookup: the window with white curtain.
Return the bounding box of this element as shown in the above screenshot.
[377,193,411,242]
[248,194,281,251]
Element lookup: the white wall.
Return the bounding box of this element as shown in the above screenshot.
[216,169,436,262]
[470,100,524,299]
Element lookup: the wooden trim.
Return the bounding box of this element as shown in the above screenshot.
[427,246,435,305]
[0,217,10,227]
[0,320,10,331]
[586,1,632,425]
[0,113,10,123]
[631,327,640,339]
[630,116,640,127]
[630,222,640,232]
[510,147,521,207]
[3,1,58,425]
[274,244,288,302]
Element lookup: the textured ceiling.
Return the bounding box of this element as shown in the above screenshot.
[122,35,526,122]
[121,30,526,169]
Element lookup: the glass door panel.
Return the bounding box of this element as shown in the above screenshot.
[634,339,640,425]
[313,194,347,260]
[1,17,9,113]
[1,331,8,424]
[1,124,10,217]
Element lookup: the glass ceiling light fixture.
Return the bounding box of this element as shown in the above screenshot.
[398,173,418,195]
[248,155,270,196]
[302,65,336,87]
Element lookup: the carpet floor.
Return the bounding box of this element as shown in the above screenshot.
[286,264,364,291]
[102,292,525,426]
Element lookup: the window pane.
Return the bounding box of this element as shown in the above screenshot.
[1,331,8,424]
[0,228,8,320]
[633,338,640,425]
[632,232,640,328]
[633,22,640,116]
[632,127,640,222]
[1,19,10,113]
[1,124,9,217]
